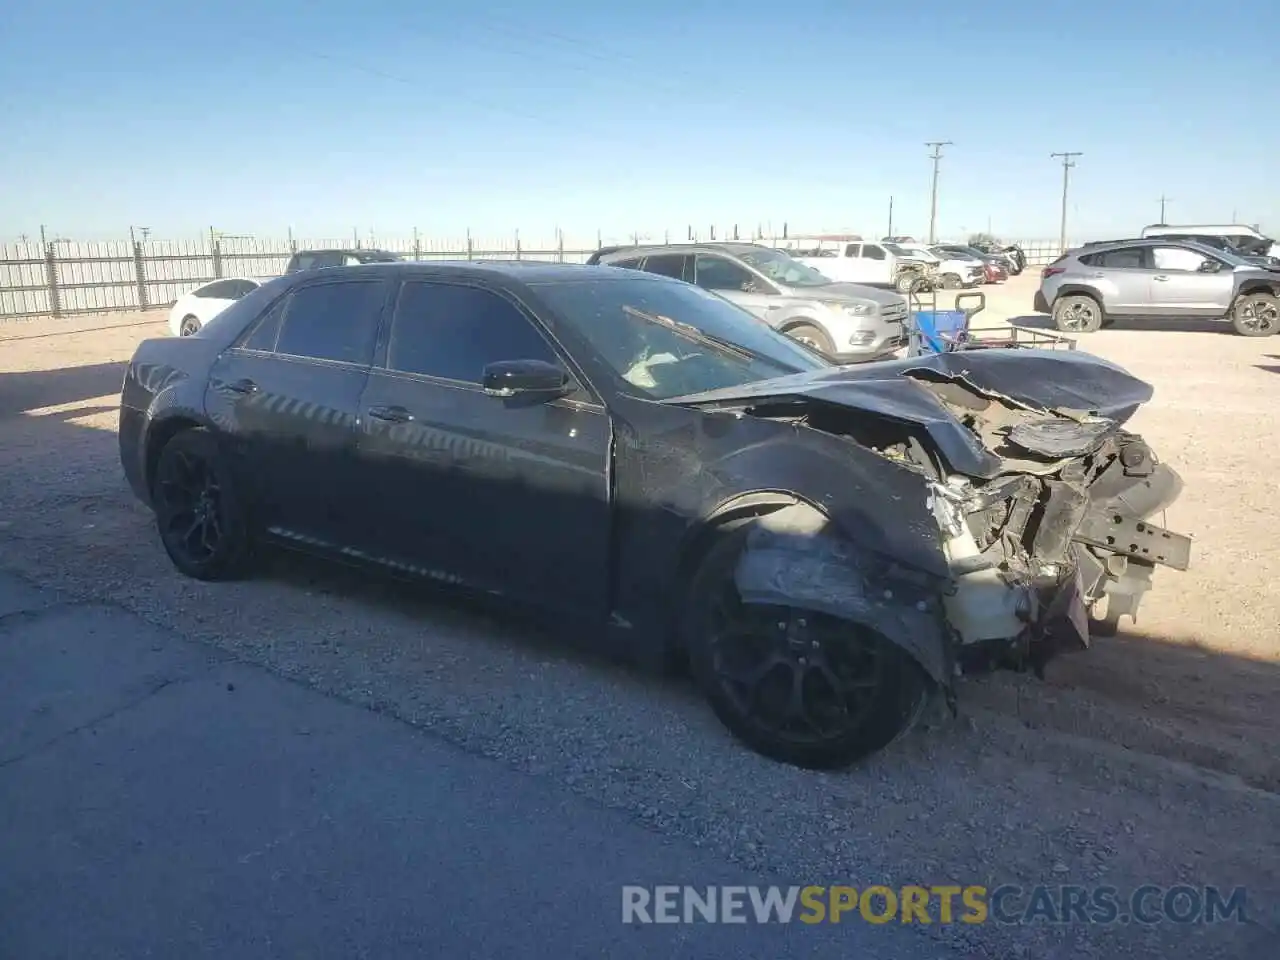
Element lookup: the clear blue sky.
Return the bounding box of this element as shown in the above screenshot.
[1,0,1274,243]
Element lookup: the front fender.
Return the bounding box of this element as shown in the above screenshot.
[732,502,952,686]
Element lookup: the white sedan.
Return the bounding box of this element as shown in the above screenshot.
[168,277,263,337]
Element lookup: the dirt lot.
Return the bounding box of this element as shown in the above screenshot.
[2,277,1278,958]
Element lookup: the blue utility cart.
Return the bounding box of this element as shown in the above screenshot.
[905,285,1077,356]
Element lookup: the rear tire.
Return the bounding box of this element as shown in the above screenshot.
[1230,292,1280,336]
[1053,294,1103,333]
[785,321,836,357]
[681,527,930,770]
[151,428,253,581]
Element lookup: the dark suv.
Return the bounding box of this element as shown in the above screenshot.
[284,248,402,274]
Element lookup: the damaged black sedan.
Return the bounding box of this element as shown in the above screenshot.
[118,262,1192,769]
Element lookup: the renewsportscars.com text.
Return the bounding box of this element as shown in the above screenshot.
[621,884,1248,926]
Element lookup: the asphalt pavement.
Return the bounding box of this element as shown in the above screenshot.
[0,571,952,960]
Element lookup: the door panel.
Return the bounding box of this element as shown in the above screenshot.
[1150,247,1235,312]
[206,352,368,537]
[353,279,611,614]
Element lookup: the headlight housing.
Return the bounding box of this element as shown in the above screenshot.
[839,302,874,316]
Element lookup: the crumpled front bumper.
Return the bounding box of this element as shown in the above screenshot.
[929,460,1193,672]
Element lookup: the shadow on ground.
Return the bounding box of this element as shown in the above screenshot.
[1009,313,1235,335]
[0,362,128,417]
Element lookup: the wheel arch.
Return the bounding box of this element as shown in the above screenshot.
[1237,280,1280,299]
[671,494,951,687]
[1052,285,1105,310]
[144,414,207,499]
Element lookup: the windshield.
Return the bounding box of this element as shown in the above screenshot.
[531,276,828,400]
[736,248,832,287]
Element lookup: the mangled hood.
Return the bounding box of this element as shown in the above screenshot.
[664,348,1154,479]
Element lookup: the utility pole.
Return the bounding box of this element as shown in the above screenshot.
[1050,152,1082,253]
[925,141,953,243]
[888,195,894,237]
[1157,195,1171,224]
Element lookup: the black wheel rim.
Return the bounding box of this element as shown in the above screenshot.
[1239,298,1278,333]
[706,582,884,745]
[156,449,224,564]
[180,317,199,336]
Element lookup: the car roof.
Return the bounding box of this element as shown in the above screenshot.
[280,259,650,285]
[594,242,770,260]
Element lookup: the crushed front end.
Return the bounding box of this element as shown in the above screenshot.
[917,386,1192,676]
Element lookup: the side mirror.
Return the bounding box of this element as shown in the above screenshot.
[1197,260,1222,273]
[481,359,571,399]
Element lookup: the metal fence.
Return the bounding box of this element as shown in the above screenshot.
[0,231,1069,320]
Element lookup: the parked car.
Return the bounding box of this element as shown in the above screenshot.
[168,277,263,337]
[968,240,1025,276]
[883,242,984,289]
[118,260,1191,769]
[1131,232,1280,268]
[1035,238,1280,336]
[284,248,402,273]
[588,242,908,362]
[934,244,1008,283]
[1140,223,1279,260]
[779,236,938,293]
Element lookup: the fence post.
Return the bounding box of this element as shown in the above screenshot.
[212,240,224,279]
[132,241,150,310]
[466,229,473,261]
[556,229,564,263]
[515,230,521,260]
[44,243,62,319]
[413,227,421,261]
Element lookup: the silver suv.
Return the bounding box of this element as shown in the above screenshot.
[587,243,908,361]
[1035,238,1280,337]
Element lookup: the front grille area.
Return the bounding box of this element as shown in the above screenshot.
[882,302,908,324]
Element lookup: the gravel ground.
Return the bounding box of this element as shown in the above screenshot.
[2,280,1278,959]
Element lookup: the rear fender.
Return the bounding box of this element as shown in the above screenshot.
[731,502,952,687]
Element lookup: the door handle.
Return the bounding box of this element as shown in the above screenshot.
[367,404,414,423]
[1153,275,1169,281]
[226,378,258,394]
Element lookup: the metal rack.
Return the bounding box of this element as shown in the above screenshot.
[905,282,1077,356]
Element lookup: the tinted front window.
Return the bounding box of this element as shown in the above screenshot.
[737,248,830,287]
[531,276,826,401]
[386,282,559,383]
[694,255,756,292]
[275,281,384,364]
[860,245,886,260]
[641,254,689,281]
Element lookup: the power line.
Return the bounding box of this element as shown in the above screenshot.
[1050,152,1082,254]
[925,141,952,243]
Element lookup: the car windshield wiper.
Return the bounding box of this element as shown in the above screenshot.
[621,305,758,362]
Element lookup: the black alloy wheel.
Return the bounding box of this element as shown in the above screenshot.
[152,428,251,580]
[683,527,929,769]
[179,315,200,337]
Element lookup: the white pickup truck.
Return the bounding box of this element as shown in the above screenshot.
[779,236,936,293]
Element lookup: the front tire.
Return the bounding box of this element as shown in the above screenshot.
[1230,292,1280,336]
[785,321,836,357]
[939,273,962,290]
[151,428,253,581]
[179,315,201,337]
[1053,294,1103,333]
[681,527,930,770]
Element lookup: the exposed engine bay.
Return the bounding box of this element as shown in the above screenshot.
[704,367,1193,677]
